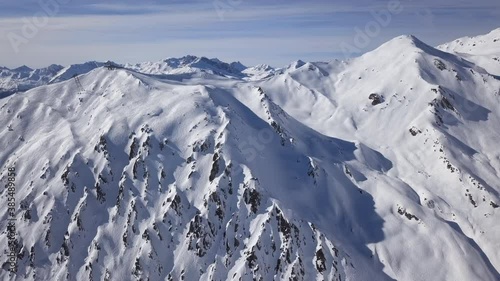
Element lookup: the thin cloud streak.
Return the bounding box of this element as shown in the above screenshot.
[0,1,499,68]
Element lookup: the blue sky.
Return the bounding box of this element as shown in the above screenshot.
[0,0,499,68]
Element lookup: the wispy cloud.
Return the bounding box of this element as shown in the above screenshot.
[0,0,499,68]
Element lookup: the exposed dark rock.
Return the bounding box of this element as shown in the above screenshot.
[246,250,258,269]
[23,209,31,221]
[467,194,478,207]
[209,153,220,182]
[95,182,106,203]
[94,135,108,159]
[133,258,142,276]
[243,188,261,213]
[187,215,213,257]
[434,59,447,70]
[368,93,384,105]
[397,206,419,221]
[129,138,138,160]
[315,249,326,273]
[440,96,455,111]
[344,165,353,178]
[61,166,70,187]
[409,127,422,136]
[276,210,292,239]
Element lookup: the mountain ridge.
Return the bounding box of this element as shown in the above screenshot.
[1,28,499,281]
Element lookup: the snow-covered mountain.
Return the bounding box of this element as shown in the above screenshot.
[438,28,500,75]
[0,62,107,98]
[1,29,500,281]
[241,64,277,81]
[0,64,63,98]
[0,56,274,97]
[125,56,249,79]
[48,61,105,84]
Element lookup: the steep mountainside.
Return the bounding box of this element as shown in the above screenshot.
[0,29,499,281]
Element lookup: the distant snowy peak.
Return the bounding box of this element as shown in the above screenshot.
[0,64,64,97]
[438,28,500,56]
[251,64,274,71]
[163,54,199,67]
[281,59,343,77]
[1,64,64,75]
[346,33,490,81]
[437,28,500,75]
[49,61,104,84]
[127,55,248,78]
[0,61,105,97]
[229,61,247,72]
[2,28,500,97]
[187,56,247,76]
[362,35,436,60]
[11,65,34,72]
[287,60,306,70]
[242,64,277,80]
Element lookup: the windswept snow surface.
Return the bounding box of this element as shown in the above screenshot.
[1,29,500,281]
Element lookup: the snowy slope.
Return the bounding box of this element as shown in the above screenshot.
[49,61,105,84]
[1,29,500,281]
[255,35,500,281]
[438,28,500,75]
[0,61,107,98]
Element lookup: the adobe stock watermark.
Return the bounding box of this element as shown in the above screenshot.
[7,0,71,54]
[238,127,274,161]
[213,0,243,21]
[339,0,434,59]
[226,127,275,176]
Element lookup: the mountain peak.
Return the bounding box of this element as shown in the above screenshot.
[49,61,104,84]
[46,64,64,70]
[149,55,248,77]
[250,64,274,71]
[287,60,306,70]
[379,34,428,50]
[163,55,200,66]
[12,65,34,72]
[229,61,247,72]
[359,34,441,63]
